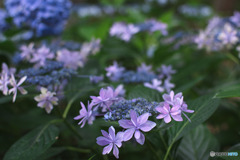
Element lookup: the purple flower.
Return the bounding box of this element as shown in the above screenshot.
[158,65,176,79]
[90,87,118,112]
[80,38,101,58]
[230,11,240,27]
[118,110,156,145]
[137,63,152,73]
[105,61,125,82]
[0,72,9,95]
[145,19,168,36]
[163,79,175,93]
[156,91,194,123]
[20,43,35,60]
[34,87,58,114]
[96,126,124,159]
[57,49,83,70]
[9,74,27,102]
[156,102,182,123]
[110,22,139,41]
[74,101,95,128]
[30,45,54,67]
[89,75,104,84]
[1,63,16,76]
[144,78,164,93]
[218,23,239,47]
[114,84,125,97]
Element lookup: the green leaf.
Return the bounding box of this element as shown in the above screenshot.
[34,147,66,160]
[4,124,59,160]
[215,84,240,98]
[177,125,220,160]
[168,94,220,144]
[127,85,162,101]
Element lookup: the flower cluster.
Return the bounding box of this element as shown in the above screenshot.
[156,91,194,123]
[19,39,101,70]
[0,63,27,102]
[5,0,72,37]
[195,12,240,52]
[104,98,159,121]
[110,19,168,41]
[74,85,194,158]
[106,62,175,93]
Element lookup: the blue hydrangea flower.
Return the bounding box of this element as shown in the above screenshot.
[5,0,72,37]
[0,9,9,31]
[104,98,159,121]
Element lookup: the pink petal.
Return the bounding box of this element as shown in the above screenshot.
[171,114,183,122]
[102,143,113,155]
[164,115,171,123]
[139,121,156,132]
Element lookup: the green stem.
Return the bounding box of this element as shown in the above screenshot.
[226,53,239,64]
[66,146,91,153]
[159,132,173,160]
[62,93,81,119]
[146,139,161,160]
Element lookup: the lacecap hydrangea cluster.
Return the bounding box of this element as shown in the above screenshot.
[5,0,71,37]
[105,62,175,93]
[74,86,194,159]
[110,19,168,41]
[195,11,240,52]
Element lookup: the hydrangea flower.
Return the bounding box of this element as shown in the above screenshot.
[137,63,153,73]
[74,101,95,128]
[163,79,175,93]
[80,38,101,59]
[158,64,176,79]
[144,19,168,35]
[114,84,125,97]
[5,0,71,37]
[34,87,58,114]
[0,9,8,31]
[8,74,27,102]
[90,87,119,112]
[218,23,239,47]
[119,110,156,145]
[30,45,54,67]
[110,22,139,41]
[230,11,240,27]
[89,75,104,84]
[20,43,35,60]
[156,91,194,123]
[144,78,164,93]
[57,49,84,70]
[96,126,123,159]
[105,61,125,82]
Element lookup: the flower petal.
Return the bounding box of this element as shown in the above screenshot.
[102,143,113,155]
[113,145,119,159]
[137,113,150,125]
[164,115,171,123]
[136,132,145,145]
[118,119,134,129]
[96,136,111,146]
[134,130,141,139]
[171,114,183,122]
[108,126,115,140]
[139,121,156,132]
[123,128,135,141]
[130,110,138,126]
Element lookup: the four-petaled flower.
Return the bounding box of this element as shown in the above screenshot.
[119,110,156,145]
[144,78,164,93]
[96,126,123,159]
[74,101,95,128]
[9,74,27,102]
[34,87,58,114]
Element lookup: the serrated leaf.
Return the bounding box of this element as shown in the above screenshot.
[177,125,220,160]
[168,94,220,145]
[4,124,59,160]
